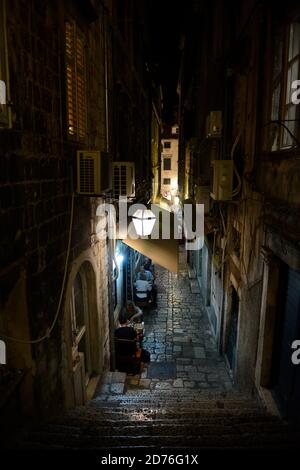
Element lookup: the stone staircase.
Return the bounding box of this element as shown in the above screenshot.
[14,389,300,450]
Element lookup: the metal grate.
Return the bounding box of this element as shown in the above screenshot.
[113,165,127,197]
[79,155,95,193]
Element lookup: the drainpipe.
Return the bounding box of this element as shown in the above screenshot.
[103,11,116,369]
[107,211,117,371]
[218,237,227,354]
[104,10,109,153]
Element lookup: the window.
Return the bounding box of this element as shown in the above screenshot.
[164,141,171,149]
[0,0,11,128]
[270,18,300,151]
[65,21,86,140]
[163,178,171,185]
[163,157,171,170]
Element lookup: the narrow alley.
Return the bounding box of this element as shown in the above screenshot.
[1,0,300,458]
[13,253,300,450]
[125,250,233,394]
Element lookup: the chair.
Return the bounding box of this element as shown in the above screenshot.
[133,289,154,309]
[134,298,152,308]
[114,337,141,374]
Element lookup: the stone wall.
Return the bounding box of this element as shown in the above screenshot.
[0,0,154,418]
[178,0,300,397]
[0,0,112,417]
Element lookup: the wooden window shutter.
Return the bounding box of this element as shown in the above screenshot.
[0,0,11,128]
[76,32,86,139]
[65,20,86,140]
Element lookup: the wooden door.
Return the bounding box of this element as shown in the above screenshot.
[273,266,300,424]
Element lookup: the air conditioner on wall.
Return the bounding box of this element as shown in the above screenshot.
[76,150,111,195]
[206,111,222,138]
[210,160,233,201]
[112,162,135,198]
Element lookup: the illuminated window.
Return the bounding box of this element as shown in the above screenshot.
[65,21,86,140]
[0,0,11,128]
[270,18,300,151]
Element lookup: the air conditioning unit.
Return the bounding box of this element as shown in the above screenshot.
[76,150,111,195]
[113,162,135,198]
[206,111,222,138]
[210,160,233,201]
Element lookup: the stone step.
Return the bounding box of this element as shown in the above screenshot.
[91,389,249,398]
[84,405,265,415]
[45,414,279,430]
[92,401,255,407]
[21,430,299,449]
[90,398,261,407]
[190,279,200,293]
[65,406,268,420]
[103,393,249,398]
[89,399,263,410]
[17,385,300,451]
[78,408,264,419]
[93,393,258,400]
[39,420,288,438]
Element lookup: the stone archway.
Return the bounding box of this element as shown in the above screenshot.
[62,255,103,409]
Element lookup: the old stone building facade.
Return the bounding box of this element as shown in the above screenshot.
[178,0,300,423]
[0,0,155,425]
[161,124,179,202]
[2,1,300,452]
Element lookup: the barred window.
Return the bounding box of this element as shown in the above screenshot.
[65,21,86,140]
[270,18,300,151]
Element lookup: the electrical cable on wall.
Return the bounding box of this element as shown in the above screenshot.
[0,30,74,345]
[230,133,242,197]
[0,193,75,344]
[112,239,120,283]
[262,120,300,148]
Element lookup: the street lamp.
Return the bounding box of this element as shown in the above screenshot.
[132,209,156,236]
[116,254,124,264]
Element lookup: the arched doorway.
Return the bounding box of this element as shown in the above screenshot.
[64,260,100,407]
[70,270,92,386]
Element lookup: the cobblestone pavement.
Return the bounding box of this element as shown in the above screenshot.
[125,249,233,394]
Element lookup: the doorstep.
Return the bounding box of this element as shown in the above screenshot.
[257,386,281,417]
[190,279,200,293]
[86,375,101,401]
[94,371,127,396]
